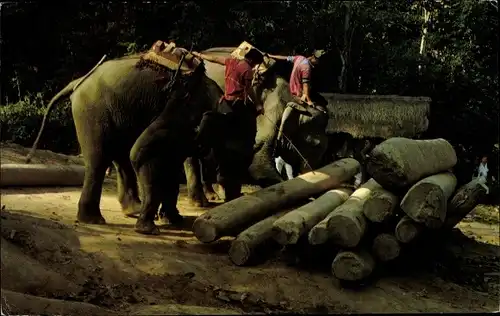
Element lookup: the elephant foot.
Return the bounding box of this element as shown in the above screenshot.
[203,184,221,201]
[204,191,220,201]
[158,211,184,227]
[122,203,141,218]
[77,211,106,225]
[188,196,211,208]
[212,183,226,201]
[135,219,160,235]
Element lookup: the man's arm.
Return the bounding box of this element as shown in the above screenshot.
[192,51,226,65]
[300,65,313,105]
[267,54,294,63]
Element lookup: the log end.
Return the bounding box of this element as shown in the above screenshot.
[192,217,218,243]
[308,225,329,245]
[366,156,408,191]
[401,183,446,229]
[228,239,250,266]
[395,217,421,243]
[272,222,300,246]
[372,234,401,262]
[328,215,364,248]
[363,197,394,223]
[331,250,375,281]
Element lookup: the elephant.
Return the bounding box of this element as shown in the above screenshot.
[183,48,330,206]
[26,46,264,235]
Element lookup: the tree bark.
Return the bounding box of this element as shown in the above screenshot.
[272,188,352,245]
[443,178,488,229]
[228,210,292,266]
[325,178,382,248]
[366,137,457,192]
[0,164,85,187]
[400,172,457,229]
[193,158,361,243]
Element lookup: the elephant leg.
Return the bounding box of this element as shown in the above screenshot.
[129,120,171,235]
[184,157,210,207]
[133,161,164,235]
[77,152,108,225]
[113,157,141,217]
[158,179,184,226]
[201,152,221,201]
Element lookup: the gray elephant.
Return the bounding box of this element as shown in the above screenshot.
[183,48,330,206]
[26,44,263,235]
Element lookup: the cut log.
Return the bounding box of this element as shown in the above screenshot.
[0,164,85,187]
[362,188,399,223]
[325,178,382,248]
[366,137,457,191]
[331,249,376,281]
[395,215,423,243]
[0,289,116,316]
[443,178,488,229]
[400,172,457,229]
[0,238,82,296]
[193,158,360,243]
[308,179,380,246]
[228,210,291,266]
[282,236,339,270]
[371,233,401,262]
[272,188,352,245]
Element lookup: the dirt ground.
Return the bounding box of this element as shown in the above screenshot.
[1,142,499,314]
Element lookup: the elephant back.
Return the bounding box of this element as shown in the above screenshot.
[136,40,203,76]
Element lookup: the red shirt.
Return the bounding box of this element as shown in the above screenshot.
[287,55,312,97]
[224,57,254,101]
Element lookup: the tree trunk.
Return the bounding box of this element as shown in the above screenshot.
[400,172,457,229]
[371,233,401,262]
[395,215,423,243]
[419,7,431,56]
[331,249,375,281]
[0,164,85,187]
[228,210,291,266]
[272,188,352,245]
[325,178,382,248]
[366,137,457,192]
[362,188,399,223]
[1,289,115,316]
[192,158,361,243]
[443,178,488,229]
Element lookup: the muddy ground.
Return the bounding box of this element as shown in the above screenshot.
[1,142,499,314]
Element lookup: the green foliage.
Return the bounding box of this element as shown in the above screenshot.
[0,0,497,160]
[0,93,78,154]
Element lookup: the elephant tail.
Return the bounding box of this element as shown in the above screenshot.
[25,79,79,164]
[25,54,108,164]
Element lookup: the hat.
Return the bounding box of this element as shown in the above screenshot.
[313,49,326,59]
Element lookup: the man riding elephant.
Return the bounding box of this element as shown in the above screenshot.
[190,48,264,201]
[25,41,264,235]
[182,47,331,206]
[266,49,329,163]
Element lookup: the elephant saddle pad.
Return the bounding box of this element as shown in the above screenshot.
[141,40,201,75]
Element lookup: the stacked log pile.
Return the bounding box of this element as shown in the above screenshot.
[192,137,488,285]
